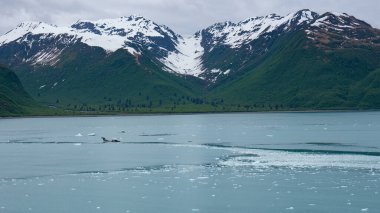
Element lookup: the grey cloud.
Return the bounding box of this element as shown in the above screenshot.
[0,0,379,36]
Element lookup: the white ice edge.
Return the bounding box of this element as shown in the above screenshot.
[173,144,380,170]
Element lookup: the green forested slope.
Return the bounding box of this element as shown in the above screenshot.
[209,32,380,110]
[0,65,37,115]
[14,45,210,112]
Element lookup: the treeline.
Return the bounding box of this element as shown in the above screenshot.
[58,97,293,113]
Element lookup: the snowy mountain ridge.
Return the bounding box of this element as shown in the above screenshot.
[0,15,179,55]
[200,9,318,49]
[0,9,377,81]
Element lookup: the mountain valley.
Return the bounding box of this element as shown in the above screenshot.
[1,9,380,114]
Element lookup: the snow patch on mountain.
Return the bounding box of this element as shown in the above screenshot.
[0,22,64,45]
[310,12,358,29]
[28,48,64,66]
[161,35,204,76]
[72,15,166,38]
[295,10,315,25]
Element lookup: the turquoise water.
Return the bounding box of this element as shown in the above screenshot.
[0,112,379,212]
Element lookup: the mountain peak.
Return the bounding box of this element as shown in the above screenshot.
[310,11,371,29]
[18,21,43,28]
[16,21,58,31]
[122,14,148,21]
[266,13,282,19]
[70,15,171,39]
[293,9,319,19]
[73,14,152,24]
[0,21,60,45]
[327,12,350,18]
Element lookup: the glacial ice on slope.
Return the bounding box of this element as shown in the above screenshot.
[161,35,204,76]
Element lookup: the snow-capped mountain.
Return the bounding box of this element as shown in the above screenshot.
[0,10,379,83]
[1,9,380,110]
[197,9,320,81]
[306,12,380,49]
[0,15,180,66]
[200,9,318,50]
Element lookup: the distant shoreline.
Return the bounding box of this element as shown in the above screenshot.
[1,109,379,119]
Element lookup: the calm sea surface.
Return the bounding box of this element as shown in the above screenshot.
[0,112,379,212]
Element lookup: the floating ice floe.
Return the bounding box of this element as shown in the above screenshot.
[219,148,380,169]
[75,133,83,137]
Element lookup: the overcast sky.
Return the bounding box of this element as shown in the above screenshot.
[1,0,379,36]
